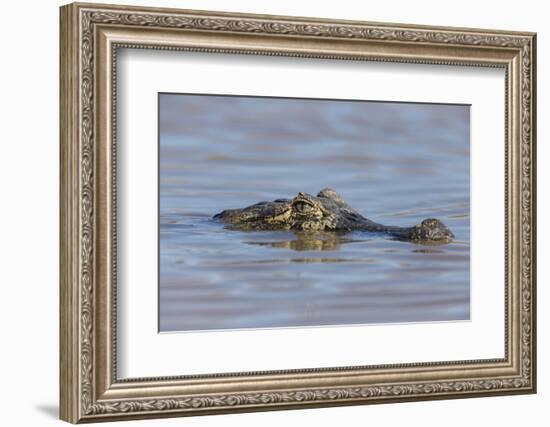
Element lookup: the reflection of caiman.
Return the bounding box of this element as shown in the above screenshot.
[213,188,454,244]
[247,232,358,251]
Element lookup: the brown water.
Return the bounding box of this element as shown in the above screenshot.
[159,94,470,332]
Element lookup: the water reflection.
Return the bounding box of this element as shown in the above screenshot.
[243,229,458,252]
[245,231,367,251]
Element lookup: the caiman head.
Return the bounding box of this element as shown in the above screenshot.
[214,188,455,244]
[213,191,338,231]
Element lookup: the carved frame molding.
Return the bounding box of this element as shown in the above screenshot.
[60,2,536,423]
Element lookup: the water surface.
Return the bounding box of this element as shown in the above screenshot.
[159,94,470,332]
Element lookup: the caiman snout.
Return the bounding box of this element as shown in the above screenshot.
[410,218,454,243]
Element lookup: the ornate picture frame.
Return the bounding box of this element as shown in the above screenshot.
[60,2,536,423]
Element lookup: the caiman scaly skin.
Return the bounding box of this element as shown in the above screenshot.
[213,188,454,244]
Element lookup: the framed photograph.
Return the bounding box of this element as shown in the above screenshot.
[60,2,537,423]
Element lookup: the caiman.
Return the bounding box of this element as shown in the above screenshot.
[213,188,454,244]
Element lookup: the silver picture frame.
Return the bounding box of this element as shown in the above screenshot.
[60,2,536,422]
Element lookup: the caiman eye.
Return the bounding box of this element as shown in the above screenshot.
[293,201,313,213]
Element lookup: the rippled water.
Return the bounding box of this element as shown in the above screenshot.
[159,94,470,332]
